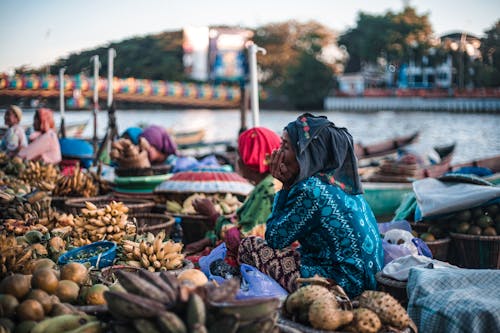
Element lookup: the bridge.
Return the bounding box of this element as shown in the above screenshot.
[0,74,242,108]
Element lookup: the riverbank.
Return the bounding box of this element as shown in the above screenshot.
[324,97,500,113]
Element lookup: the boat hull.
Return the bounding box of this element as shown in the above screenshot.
[362,182,413,221]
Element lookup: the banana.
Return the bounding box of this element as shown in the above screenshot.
[104,291,167,319]
[31,314,96,333]
[133,319,161,333]
[64,321,103,333]
[85,201,98,211]
[137,269,178,306]
[159,271,180,292]
[187,292,206,331]
[156,311,187,333]
[115,270,172,304]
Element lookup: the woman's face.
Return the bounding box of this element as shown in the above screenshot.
[147,145,166,164]
[279,130,300,181]
[4,110,18,127]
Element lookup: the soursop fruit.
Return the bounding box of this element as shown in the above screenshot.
[358,290,410,329]
[308,297,353,331]
[343,307,382,333]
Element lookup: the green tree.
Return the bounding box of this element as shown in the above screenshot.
[282,51,334,110]
[476,20,500,87]
[338,6,433,71]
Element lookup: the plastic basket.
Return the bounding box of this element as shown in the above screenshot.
[449,232,500,269]
[375,271,408,307]
[426,237,451,262]
[64,195,155,217]
[133,213,175,236]
[58,241,116,269]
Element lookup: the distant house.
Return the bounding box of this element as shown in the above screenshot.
[337,31,482,91]
[338,73,364,96]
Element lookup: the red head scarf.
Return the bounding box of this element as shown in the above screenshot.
[36,108,55,133]
[238,127,281,174]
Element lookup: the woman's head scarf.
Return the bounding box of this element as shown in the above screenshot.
[139,125,177,155]
[285,113,363,194]
[36,108,55,133]
[122,127,143,145]
[238,127,281,174]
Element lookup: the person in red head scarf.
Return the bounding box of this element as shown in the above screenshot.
[185,127,282,263]
[18,108,61,164]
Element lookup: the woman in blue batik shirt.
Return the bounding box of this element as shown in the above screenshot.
[238,113,383,298]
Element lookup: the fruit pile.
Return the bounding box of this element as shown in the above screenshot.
[412,202,500,240]
[19,161,59,192]
[105,269,279,333]
[52,167,98,198]
[110,138,150,169]
[284,279,414,332]
[120,232,185,272]
[166,193,243,215]
[70,201,137,247]
[0,261,108,333]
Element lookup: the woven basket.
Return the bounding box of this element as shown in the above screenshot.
[426,237,451,262]
[375,271,408,307]
[174,214,211,245]
[133,213,175,236]
[409,222,430,234]
[115,164,172,177]
[64,195,155,217]
[449,232,500,269]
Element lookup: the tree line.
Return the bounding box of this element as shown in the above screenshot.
[16,6,500,110]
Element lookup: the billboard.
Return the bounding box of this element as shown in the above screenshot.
[183,27,209,82]
[209,28,253,82]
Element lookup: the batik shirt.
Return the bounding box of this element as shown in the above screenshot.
[266,174,384,298]
[0,124,27,154]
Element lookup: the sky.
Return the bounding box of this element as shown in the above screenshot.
[0,0,499,73]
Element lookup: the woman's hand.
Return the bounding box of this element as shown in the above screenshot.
[269,149,295,190]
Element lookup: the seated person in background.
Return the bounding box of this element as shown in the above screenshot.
[238,113,384,296]
[18,108,61,164]
[1,105,27,157]
[138,125,177,165]
[121,126,143,145]
[185,127,282,265]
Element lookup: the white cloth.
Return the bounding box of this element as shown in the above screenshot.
[382,255,457,281]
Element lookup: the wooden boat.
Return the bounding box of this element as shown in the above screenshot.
[364,143,456,183]
[355,131,419,165]
[172,128,206,147]
[362,181,413,221]
[361,143,456,220]
[448,154,500,185]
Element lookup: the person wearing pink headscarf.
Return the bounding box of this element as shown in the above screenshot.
[18,108,61,164]
[185,127,282,264]
[138,125,177,165]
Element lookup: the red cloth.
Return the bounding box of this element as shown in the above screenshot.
[238,127,281,173]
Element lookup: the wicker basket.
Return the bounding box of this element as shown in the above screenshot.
[449,232,500,269]
[174,214,212,245]
[426,237,451,262]
[64,195,155,217]
[409,222,430,234]
[115,164,172,178]
[133,213,175,236]
[375,271,408,307]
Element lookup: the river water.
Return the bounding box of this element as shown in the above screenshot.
[4,108,500,164]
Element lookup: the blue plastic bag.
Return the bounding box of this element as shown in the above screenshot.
[236,264,288,300]
[199,243,226,278]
